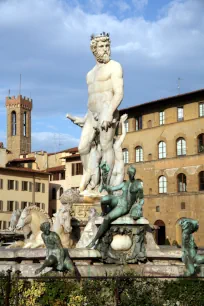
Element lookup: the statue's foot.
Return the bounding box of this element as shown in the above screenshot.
[35,268,42,275]
[86,241,96,249]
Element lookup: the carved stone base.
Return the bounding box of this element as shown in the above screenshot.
[95,216,149,264]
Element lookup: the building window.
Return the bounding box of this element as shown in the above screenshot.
[35,183,41,192]
[156,206,160,212]
[71,163,83,176]
[135,146,143,162]
[3,221,6,229]
[177,173,187,192]
[11,111,17,136]
[199,171,204,191]
[181,202,186,210]
[15,201,19,210]
[41,203,45,210]
[177,106,184,121]
[136,116,142,131]
[60,187,63,197]
[158,141,166,159]
[159,111,165,125]
[8,180,14,190]
[159,176,167,193]
[35,202,40,208]
[0,179,3,189]
[21,202,27,209]
[22,181,28,191]
[42,183,45,193]
[52,188,56,200]
[60,172,65,180]
[176,138,186,156]
[123,149,129,164]
[147,120,152,128]
[15,181,19,191]
[199,102,204,117]
[23,112,27,136]
[124,119,129,132]
[0,201,3,211]
[7,201,14,211]
[198,134,204,153]
[29,182,32,192]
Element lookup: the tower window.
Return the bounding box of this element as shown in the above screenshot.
[11,111,17,136]
[23,112,27,136]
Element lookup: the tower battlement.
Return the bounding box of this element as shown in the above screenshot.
[6,95,32,110]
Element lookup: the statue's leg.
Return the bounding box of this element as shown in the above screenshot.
[78,115,96,191]
[195,254,204,265]
[100,125,116,184]
[101,195,118,216]
[35,255,57,275]
[87,204,124,249]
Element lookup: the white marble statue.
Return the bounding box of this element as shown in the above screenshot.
[52,204,74,248]
[7,205,74,249]
[110,113,128,186]
[76,208,98,248]
[9,209,31,239]
[67,33,124,192]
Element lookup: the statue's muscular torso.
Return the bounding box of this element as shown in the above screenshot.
[87,60,122,116]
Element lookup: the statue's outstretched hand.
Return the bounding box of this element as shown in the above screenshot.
[66,114,85,127]
[101,121,111,132]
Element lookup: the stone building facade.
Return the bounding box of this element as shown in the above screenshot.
[0,167,49,230]
[119,89,204,246]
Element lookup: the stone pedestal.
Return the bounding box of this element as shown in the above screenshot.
[95,216,149,264]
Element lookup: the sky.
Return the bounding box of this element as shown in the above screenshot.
[0,0,204,153]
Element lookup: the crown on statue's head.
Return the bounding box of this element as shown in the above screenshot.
[90,32,110,40]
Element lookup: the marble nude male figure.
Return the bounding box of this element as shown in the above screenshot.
[67,33,124,191]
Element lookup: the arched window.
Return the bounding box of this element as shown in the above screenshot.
[199,171,204,191]
[124,119,129,133]
[135,146,143,162]
[158,141,166,159]
[177,173,187,192]
[11,111,16,136]
[198,134,204,153]
[52,188,56,200]
[23,112,27,136]
[60,187,64,196]
[176,138,186,156]
[123,149,129,164]
[158,176,167,193]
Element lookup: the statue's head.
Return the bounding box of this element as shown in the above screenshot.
[9,209,22,231]
[127,166,136,181]
[16,208,31,230]
[90,32,111,64]
[40,221,51,235]
[179,218,199,235]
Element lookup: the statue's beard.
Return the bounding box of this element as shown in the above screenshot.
[95,52,110,64]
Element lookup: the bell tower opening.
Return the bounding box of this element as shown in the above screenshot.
[6,95,32,159]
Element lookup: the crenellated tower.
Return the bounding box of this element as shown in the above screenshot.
[6,95,32,158]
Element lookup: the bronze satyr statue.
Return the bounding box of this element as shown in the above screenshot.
[87,165,144,249]
[35,222,76,275]
[179,218,204,276]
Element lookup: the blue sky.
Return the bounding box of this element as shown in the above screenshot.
[0,0,204,152]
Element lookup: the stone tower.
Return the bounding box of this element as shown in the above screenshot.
[6,95,32,158]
